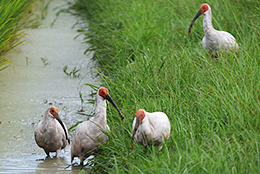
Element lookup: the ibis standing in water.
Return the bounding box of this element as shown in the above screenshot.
[71,87,124,165]
[188,3,238,56]
[131,109,171,150]
[35,106,70,157]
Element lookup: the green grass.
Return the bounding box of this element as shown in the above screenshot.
[0,0,37,71]
[70,0,260,173]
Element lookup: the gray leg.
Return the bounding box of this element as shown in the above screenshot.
[56,149,61,158]
[80,156,84,166]
[158,144,163,151]
[44,149,50,157]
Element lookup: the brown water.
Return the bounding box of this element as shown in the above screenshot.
[0,0,98,173]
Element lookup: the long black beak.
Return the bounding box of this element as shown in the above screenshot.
[131,117,140,150]
[105,94,124,120]
[188,9,202,34]
[54,113,70,144]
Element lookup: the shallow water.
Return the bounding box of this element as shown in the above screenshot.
[0,0,98,173]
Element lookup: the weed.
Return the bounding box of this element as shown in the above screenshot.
[63,65,80,77]
[38,0,52,20]
[25,57,29,65]
[40,57,50,66]
[0,0,37,71]
[0,58,10,71]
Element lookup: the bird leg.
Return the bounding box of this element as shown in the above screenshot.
[158,143,164,151]
[208,51,219,61]
[44,149,50,158]
[79,156,85,166]
[56,149,61,158]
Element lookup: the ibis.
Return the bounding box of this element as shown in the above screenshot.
[71,87,124,165]
[188,3,238,56]
[131,109,171,150]
[35,106,70,157]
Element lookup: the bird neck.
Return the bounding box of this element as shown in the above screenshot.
[93,95,107,125]
[44,110,54,120]
[203,9,214,36]
[42,111,55,129]
[139,114,150,130]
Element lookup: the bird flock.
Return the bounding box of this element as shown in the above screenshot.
[34,3,238,166]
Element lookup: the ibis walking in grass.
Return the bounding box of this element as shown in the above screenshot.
[131,109,171,150]
[71,87,124,165]
[188,3,238,56]
[35,106,70,157]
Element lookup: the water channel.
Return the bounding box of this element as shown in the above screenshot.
[0,0,99,173]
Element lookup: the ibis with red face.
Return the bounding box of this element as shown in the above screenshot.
[34,106,70,158]
[131,109,171,150]
[71,87,124,165]
[188,3,238,56]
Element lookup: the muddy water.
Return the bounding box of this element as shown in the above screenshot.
[0,0,98,173]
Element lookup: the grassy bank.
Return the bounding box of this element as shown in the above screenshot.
[0,0,37,71]
[71,0,260,173]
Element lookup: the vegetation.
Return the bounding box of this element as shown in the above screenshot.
[63,65,80,77]
[0,0,37,71]
[70,0,260,173]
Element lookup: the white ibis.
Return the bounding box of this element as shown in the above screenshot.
[71,87,124,165]
[131,109,171,150]
[188,3,238,56]
[34,106,70,157]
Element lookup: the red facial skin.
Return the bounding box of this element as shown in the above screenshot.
[200,3,209,14]
[98,87,109,99]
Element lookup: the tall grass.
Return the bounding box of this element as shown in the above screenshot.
[70,0,260,173]
[0,0,37,71]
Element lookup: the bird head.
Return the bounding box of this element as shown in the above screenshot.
[188,3,210,34]
[98,87,109,99]
[199,3,209,14]
[49,106,59,117]
[131,109,146,150]
[135,109,146,123]
[98,87,124,120]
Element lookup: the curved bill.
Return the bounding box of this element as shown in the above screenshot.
[105,94,124,120]
[188,9,202,34]
[131,117,140,150]
[54,113,70,144]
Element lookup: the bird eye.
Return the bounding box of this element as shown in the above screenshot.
[51,110,54,112]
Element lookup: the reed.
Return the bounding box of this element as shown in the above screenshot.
[0,0,36,71]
